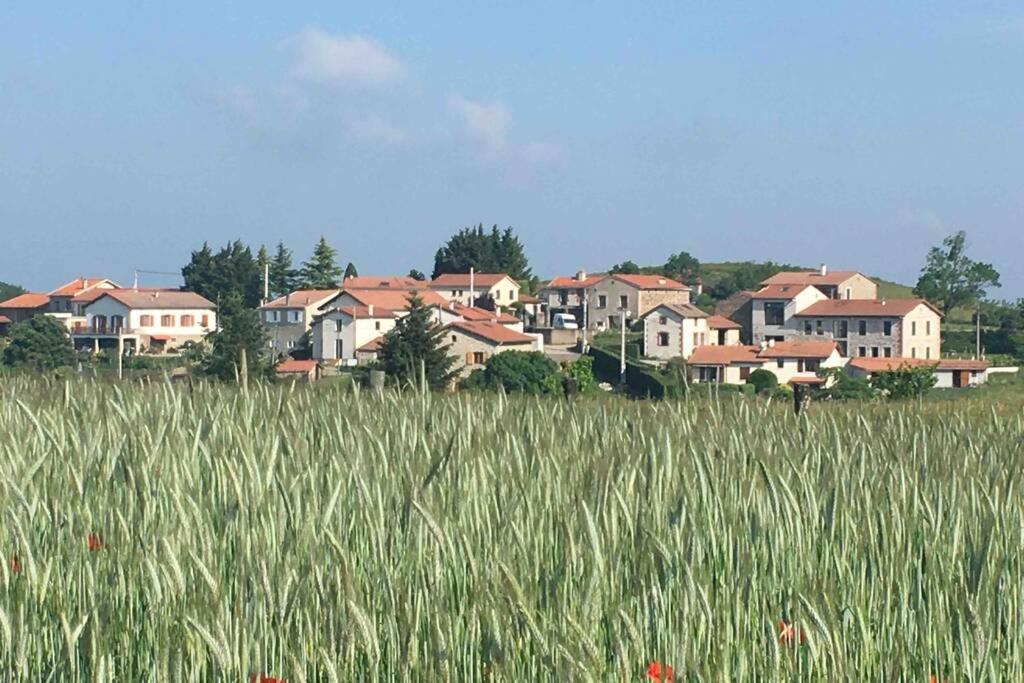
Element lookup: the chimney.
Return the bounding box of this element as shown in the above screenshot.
[658,277,666,285]
[768,338,776,348]
[368,304,375,316]
[694,278,703,296]
[83,278,89,288]
[760,341,768,351]
[576,270,587,282]
[153,291,160,299]
[820,264,828,277]
[881,299,887,306]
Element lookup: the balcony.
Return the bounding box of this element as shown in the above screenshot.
[70,325,140,337]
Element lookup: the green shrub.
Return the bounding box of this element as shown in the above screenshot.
[747,368,778,394]
[564,355,595,393]
[473,350,559,395]
[871,365,937,399]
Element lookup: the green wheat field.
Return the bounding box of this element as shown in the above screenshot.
[1,376,1022,680]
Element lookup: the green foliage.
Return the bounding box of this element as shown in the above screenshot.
[408,269,427,282]
[747,368,778,394]
[472,351,559,395]
[564,355,595,393]
[200,292,269,381]
[610,260,641,275]
[376,293,457,390]
[588,345,682,398]
[870,364,938,399]
[2,315,75,370]
[816,368,877,401]
[0,280,25,302]
[182,240,263,308]
[343,262,359,280]
[432,224,532,280]
[299,236,343,289]
[663,250,700,283]
[269,241,298,298]
[915,230,1001,316]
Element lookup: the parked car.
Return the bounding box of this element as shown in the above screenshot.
[553,313,579,330]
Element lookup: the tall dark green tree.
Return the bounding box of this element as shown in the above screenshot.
[915,231,1001,317]
[201,292,269,380]
[408,269,427,282]
[663,251,701,283]
[432,224,532,280]
[269,242,298,298]
[610,260,641,275]
[343,262,359,280]
[3,316,75,370]
[376,293,457,390]
[300,237,342,289]
[0,281,25,302]
[182,240,263,308]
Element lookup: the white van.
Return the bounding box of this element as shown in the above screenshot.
[553,313,579,330]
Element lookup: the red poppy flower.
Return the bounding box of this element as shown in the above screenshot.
[777,619,805,646]
[9,556,20,574]
[249,675,287,683]
[646,661,673,681]
[86,533,103,552]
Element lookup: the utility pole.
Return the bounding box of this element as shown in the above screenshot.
[133,270,139,290]
[262,262,270,306]
[117,335,124,381]
[581,289,589,353]
[469,267,476,307]
[619,306,629,385]
[975,303,981,359]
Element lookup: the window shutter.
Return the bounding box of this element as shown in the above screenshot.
[466,352,474,365]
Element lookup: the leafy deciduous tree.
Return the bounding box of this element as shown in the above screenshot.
[610,260,641,275]
[914,231,1001,317]
[3,316,76,370]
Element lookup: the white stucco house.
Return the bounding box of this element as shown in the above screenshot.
[76,290,216,352]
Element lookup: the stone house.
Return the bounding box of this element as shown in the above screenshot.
[585,274,691,330]
[260,289,340,360]
[445,320,539,378]
[275,359,321,382]
[539,271,605,326]
[430,273,521,308]
[749,284,828,344]
[760,266,878,300]
[640,302,709,361]
[792,299,942,360]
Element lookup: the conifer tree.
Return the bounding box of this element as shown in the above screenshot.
[376,293,457,390]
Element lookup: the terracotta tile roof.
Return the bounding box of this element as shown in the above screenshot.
[262,289,340,309]
[344,288,448,310]
[357,336,386,352]
[848,357,989,373]
[789,376,826,385]
[757,340,838,359]
[96,290,215,310]
[707,315,742,330]
[0,292,51,309]
[688,345,763,365]
[431,273,514,288]
[937,359,989,371]
[609,274,689,291]
[448,320,535,345]
[0,315,10,324]
[48,278,118,297]
[518,292,540,303]
[451,304,520,324]
[544,274,605,289]
[342,276,422,290]
[336,305,398,319]
[642,302,707,319]
[750,284,814,300]
[276,359,319,374]
[795,299,940,318]
[761,270,864,287]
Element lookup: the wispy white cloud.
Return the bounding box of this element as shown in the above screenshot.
[449,95,511,154]
[288,28,405,87]
[345,115,406,146]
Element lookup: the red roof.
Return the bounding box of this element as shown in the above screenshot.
[97,290,215,310]
[545,274,605,289]
[48,278,118,297]
[276,359,319,374]
[796,299,939,318]
[336,305,398,319]
[0,292,51,309]
[262,289,340,309]
[789,376,825,385]
[757,340,838,360]
[342,276,422,290]
[761,270,864,287]
[848,357,989,373]
[344,288,448,310]
[452,304,520,324]
[0,315,10,324]
[518,292,540,304]
[431,273,514,288]
[357,336,386,352]
[71,288,113,304]
[448,320,534,345]
[688,345,763,366]
[707,315,741,330]
[609,274,689,291]
[750,284,814,300]
[642,302,707,319]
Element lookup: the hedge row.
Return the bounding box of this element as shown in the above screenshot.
[588,346,682,399]
[942,329,1024,359]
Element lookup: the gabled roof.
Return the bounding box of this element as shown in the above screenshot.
[276,359,319,374]
[848,357,989,373]
[48,278,119,297]
[0,292,50,309]
[757,340,838,360]
[0,315,11,324]
[641,302,707,319]
[342,276,423,290]
[261,289,340,309]
[795,299,940,318]
[430,273,515,288]
[448,320,534,346]
[707,315,742,330]
[750,284,816,300]
[93,290,215,310]
[357,336,386,352]
[72,288,114,304]
[761,270,866,287]
[451,303,520,324]
[688,345,763,366]
[336,305,398,319]
[518,292,540,304]
[343,288,448,310]
[544,274,605,289]
[607,274,689,291]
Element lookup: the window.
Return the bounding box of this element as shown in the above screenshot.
[451,290,458,297]
[858,320,867,335]
[469,351,485,365]
[740,366,751,381]
[844,288,852,300]
[763,302,785,326]
[290,311,302,323]
[911,347,917,358]
[619,295,629,309]
[835,320,848,338]
[160,315,174,327]
[180,315,195,327]
[452,335,457,343]
[816,320,824,336]
[335,339,344,358]
[806,360,820,372]
[140,315,153,327]
[336,320,344,332]
[925,347,931,359]
[858,346,867,357]
[598,295,607,309]
[871,346,879,358]
[698,366,719,382]
[509,290,515,301]
[375,321,381,331]
[659,315,668,325]
[272,311,280,323]
[494,290,501,301]
[559,291,568,305]
[200,315,209,327]
[797,360,805,373]
[692,332,699,347]
[883,321,892,336]
[911,321,917,336]
[926,321,931,335]
[803,320,812,335]
[776,359,784,369]
[657,332,670,347]
[884,347,892,358]
[287,340,294,348]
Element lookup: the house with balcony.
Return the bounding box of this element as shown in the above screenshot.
[585,274,691,330]
[760,266,877,300]
[75,290,216,353]
[48,278,120,328]
[260,289,340,360]
[791,299,942,360]
[430,273,521,308]
[749,284,828,344]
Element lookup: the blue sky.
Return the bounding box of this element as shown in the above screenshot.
[2,2,1022,297]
